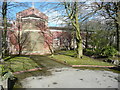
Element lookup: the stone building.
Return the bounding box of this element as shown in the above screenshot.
[9,7,72,55]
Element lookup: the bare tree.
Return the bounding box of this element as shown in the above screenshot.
[94,2,120,51]
[17,25,30,55]
[0,1,29,59]
[63,2,83,58]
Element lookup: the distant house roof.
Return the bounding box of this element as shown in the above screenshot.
[16,7,48,20]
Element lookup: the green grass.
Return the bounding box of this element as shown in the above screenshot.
[50,55,113,66]
[109,56,120,61]
[50,50,114,66]
[0,56,55,88]
[0,56,42,88]
[1,56,41,73]
[55,50,77,57]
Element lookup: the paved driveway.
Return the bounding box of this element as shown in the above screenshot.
[21,56,120,88]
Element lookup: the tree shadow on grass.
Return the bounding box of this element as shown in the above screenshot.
[4,55,17,61]
[13,55,54,88]
[29,55,67,69]
[55,51,77,57]
[29,55,46,68]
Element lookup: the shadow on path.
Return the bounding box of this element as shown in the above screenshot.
[30,55,68,69]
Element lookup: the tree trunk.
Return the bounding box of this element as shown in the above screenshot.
[2,1,8,58]
[77,40,83,58]
[85,21,88,49]
[76,26,83,58]
[116,22,119,51]
[0,27,2,59]
[18,46,22,56]
[85,30,88,49]
[75,13,83,58]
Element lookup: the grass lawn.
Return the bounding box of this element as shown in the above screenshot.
[0,56,41,73]
[110,56,120,61]
[49,50,114,66]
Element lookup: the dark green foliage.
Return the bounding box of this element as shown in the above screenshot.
[0,64,11,76]
[84,46,117,57]
[84,29,118,57]
[100,46,118,57]
[84,48,95,56]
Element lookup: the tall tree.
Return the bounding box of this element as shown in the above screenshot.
[2,1,8,58]
[64,2,83,58]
